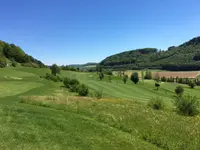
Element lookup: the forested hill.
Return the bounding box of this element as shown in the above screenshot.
[100,36,200,71]
[0,40,45,68]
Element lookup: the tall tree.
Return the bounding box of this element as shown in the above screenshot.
[51,64,60,75]
[130,72,139,84]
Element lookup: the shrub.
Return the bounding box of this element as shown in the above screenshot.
[78,84,89,96]
[70,79,80,86]
[155,82,160,90]
[63,77,71,88]
[104,70,113,75]
[108,75,112,82]
[148,97,165,110]
[44,73,62,82]
[174,95,199,116]
[51,64,60,75]
[188,81,196,89]
[154,72,160,82]
[161,76,167,82]
[123,75,128,84]
[99,72,104,80]
[69,84,79,92]
[144,70,152,79]
[0,57,6,68]
[175,86,184,96]
[94,89,103,99]
[130,72,139,84]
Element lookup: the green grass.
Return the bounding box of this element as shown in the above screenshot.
[0,67,200,149]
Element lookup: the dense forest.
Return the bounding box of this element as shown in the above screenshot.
[100,37,200,71]
[0,40,45,68]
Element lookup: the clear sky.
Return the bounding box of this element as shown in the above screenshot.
[0,0,200,65]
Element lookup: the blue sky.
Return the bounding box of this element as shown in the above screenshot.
[0,0,200,65]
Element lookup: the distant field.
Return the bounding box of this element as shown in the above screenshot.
[114,70,200,79]
[0,67,200,149]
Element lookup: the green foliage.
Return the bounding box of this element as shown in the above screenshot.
[63,78,80,92]
[0,40,45,67]
[0,57,6,68]
[174,95,200,116]
[153,72,160,82]
[100,37,200,71]
[51,64,60,75]
[108,75,112,82]
[44,73,62,82]
[144,70,152,79]
[161,76,167,82]
[155,83,160,90]
[63,77,71,88]
[188,81,196,89]
[123,75,128,84]
[98,72,104,80]
[130,72,139,84]
[61,65,78,71]
[175,86,184,96]
[94,89,103,99]
[148,97,165,110]
[78,84,89,96]
[104,70,113,75]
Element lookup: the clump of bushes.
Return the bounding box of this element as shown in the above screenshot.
[78,84,89,96]
[94,89,103,99]
[44,73,63,82]
[64,77,80,92]
[148,97,165,110]
[144,70,152,79]
[188,81,196,89]
[63,77,89,96]
[175,86,184,96]
[174,95,199,116]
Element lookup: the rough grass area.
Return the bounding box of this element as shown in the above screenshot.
[20,94,200,150]
[1,67,200,149]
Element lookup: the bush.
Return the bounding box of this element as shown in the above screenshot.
[161,76,167,82]
[123,75,128,84]
[155,82,160,90]
[130,72,139,84]
[94,89,103,99]
[148,97,165,110]
[174,95,199,116]
[78,84,89,96]
[0,57,6,68]
[63,78,80,92]
[144,70,152,79]
[175,86,184,96]
[99,72,104,80]
[63,77,71,88]
[104,70,113,75]
[44,73,62,82]
[188,81,196,89]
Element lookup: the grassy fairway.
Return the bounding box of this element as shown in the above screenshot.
[60,70,200,105]
[0,67,200,149]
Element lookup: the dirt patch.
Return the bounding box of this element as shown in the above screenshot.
[153,71,200,78]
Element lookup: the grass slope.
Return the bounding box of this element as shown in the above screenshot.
[0,67,200,149]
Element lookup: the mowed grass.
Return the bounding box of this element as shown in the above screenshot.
[0,67,200,149]
[60,70,200,106]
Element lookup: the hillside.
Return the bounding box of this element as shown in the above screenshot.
[0,40,45,68]
[100,37,200,71]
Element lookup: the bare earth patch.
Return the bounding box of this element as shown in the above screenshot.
[153,71,200,78]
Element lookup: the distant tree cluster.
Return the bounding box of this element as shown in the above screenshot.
[61,65,80,71]
[160,76,198,89]
[0,40,45,68]
[99,37,200,71]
